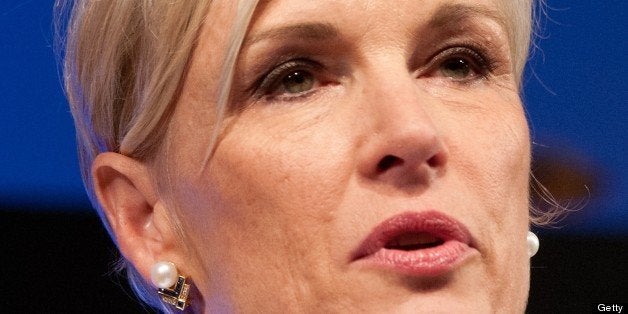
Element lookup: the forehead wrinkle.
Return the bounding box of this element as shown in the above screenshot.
[428,2,510,36]
[243,22,339,47]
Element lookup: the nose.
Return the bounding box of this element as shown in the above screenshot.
[355,67,448,189]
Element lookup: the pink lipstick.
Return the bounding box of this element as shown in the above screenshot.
[351,211,477,277]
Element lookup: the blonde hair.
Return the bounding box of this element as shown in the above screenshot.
[55,0,537,311]
[55,0,258,311]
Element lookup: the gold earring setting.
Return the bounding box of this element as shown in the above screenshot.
[150,261,191,310]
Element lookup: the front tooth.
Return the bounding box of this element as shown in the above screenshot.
[396,233,438,246]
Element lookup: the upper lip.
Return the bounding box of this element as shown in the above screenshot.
[351,210,474,261]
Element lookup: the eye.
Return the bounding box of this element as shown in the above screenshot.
[280,70,315,94]
[255,59,324,100]
[440,58,472,79]
[431,46,491,81]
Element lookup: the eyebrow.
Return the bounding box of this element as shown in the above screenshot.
[428,3,509,32]
[243,22,339,47]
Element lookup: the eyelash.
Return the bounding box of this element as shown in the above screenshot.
[252,44,496,101]
[428,45,495,80]
[252,59,324,101]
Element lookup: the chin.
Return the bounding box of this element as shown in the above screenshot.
[395,300,490,314]
[348,288,493,314]
[341,256,527,313]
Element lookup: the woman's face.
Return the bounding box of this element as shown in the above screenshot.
[161,0,531,312]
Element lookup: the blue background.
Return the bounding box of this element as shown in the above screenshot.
[1,1,626,233]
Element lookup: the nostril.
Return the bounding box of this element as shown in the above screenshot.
[377,155,403,172]
[427,152,446,168]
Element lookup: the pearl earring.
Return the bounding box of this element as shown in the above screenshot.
[527,231,540,257]
[150,261,191,310]
[151,261,178,289]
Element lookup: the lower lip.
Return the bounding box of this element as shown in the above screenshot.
[355,240,476,277]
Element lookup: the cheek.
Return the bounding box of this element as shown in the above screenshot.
[435,86,531,307]
[175,116,356,304]
[212,103,353,219]
[440,86,531,216]
[213,121,351,218]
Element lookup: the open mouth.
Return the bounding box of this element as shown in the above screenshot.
[383,232,445,251]
[351,210,476,276]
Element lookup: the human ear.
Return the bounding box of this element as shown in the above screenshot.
[91,152,183,285]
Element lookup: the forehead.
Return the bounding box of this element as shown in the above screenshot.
[185,0,518,105]
[250,0,511,26]
[246,0,516,46]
